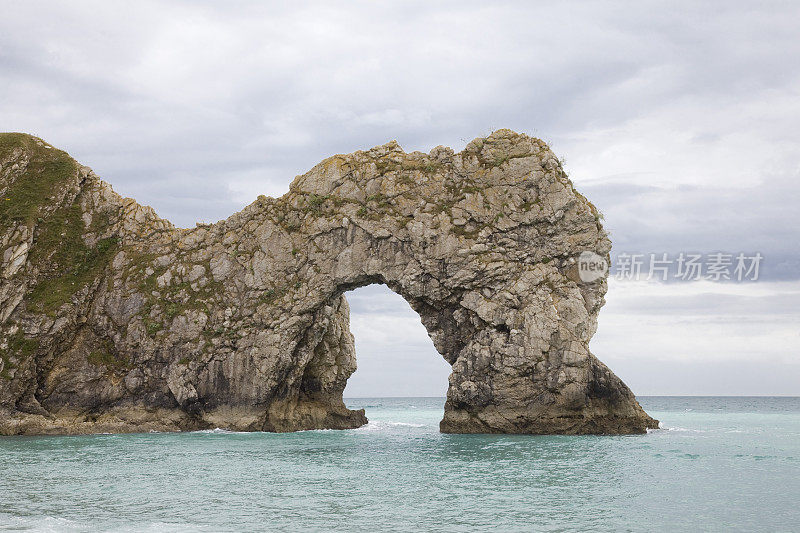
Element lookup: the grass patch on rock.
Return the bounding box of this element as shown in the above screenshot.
[88,344,130,371]
[1,331,39,380]
[0,134,77,228]
[29,200,120,314]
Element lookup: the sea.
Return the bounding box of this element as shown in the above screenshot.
[1,397,798,532]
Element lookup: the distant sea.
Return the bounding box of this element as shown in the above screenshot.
[1,397,798,532]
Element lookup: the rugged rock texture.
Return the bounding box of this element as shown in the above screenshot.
[0,130,658,435]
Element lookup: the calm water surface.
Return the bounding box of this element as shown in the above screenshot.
[1,397,798,532]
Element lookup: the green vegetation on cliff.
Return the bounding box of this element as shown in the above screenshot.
[28,199,120,314]
[0,134,122,314]
[88,345,130,371]
[0,330,39,380]
[0,134,77,227]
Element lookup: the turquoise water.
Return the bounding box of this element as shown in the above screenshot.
[1,397,798,532]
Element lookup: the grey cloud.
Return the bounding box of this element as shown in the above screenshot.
[604,290,800,317]
[2,0,799,394]
[581,175,800,280]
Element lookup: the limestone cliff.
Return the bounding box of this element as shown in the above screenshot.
[0,130,658,435]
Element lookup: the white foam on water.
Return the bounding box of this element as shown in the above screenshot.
[0,515,85,533]
[661,426,709,433]
[355,420,426,431]
[35,522,210,533]
[114,522,210,532]
[192,427,249,434]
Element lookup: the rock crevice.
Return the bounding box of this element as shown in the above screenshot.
[0,130,657,435]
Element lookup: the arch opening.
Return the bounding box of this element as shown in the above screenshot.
[342,284,451,412]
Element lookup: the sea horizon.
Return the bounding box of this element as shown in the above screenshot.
[343,394,800,398]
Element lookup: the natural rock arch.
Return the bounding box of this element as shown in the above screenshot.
[0,130,657,435]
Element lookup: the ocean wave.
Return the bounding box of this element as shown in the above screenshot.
[191,428,249,434]
[0,516,210,533]
[355,420,427,431]
[661,426,709,433]
[0,515,84,533]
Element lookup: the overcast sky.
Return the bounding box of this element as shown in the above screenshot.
[2,1,798,396]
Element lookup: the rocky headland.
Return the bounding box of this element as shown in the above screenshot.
[0,130,658,435]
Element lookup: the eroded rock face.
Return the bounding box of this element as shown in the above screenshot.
[0,130,658,435]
